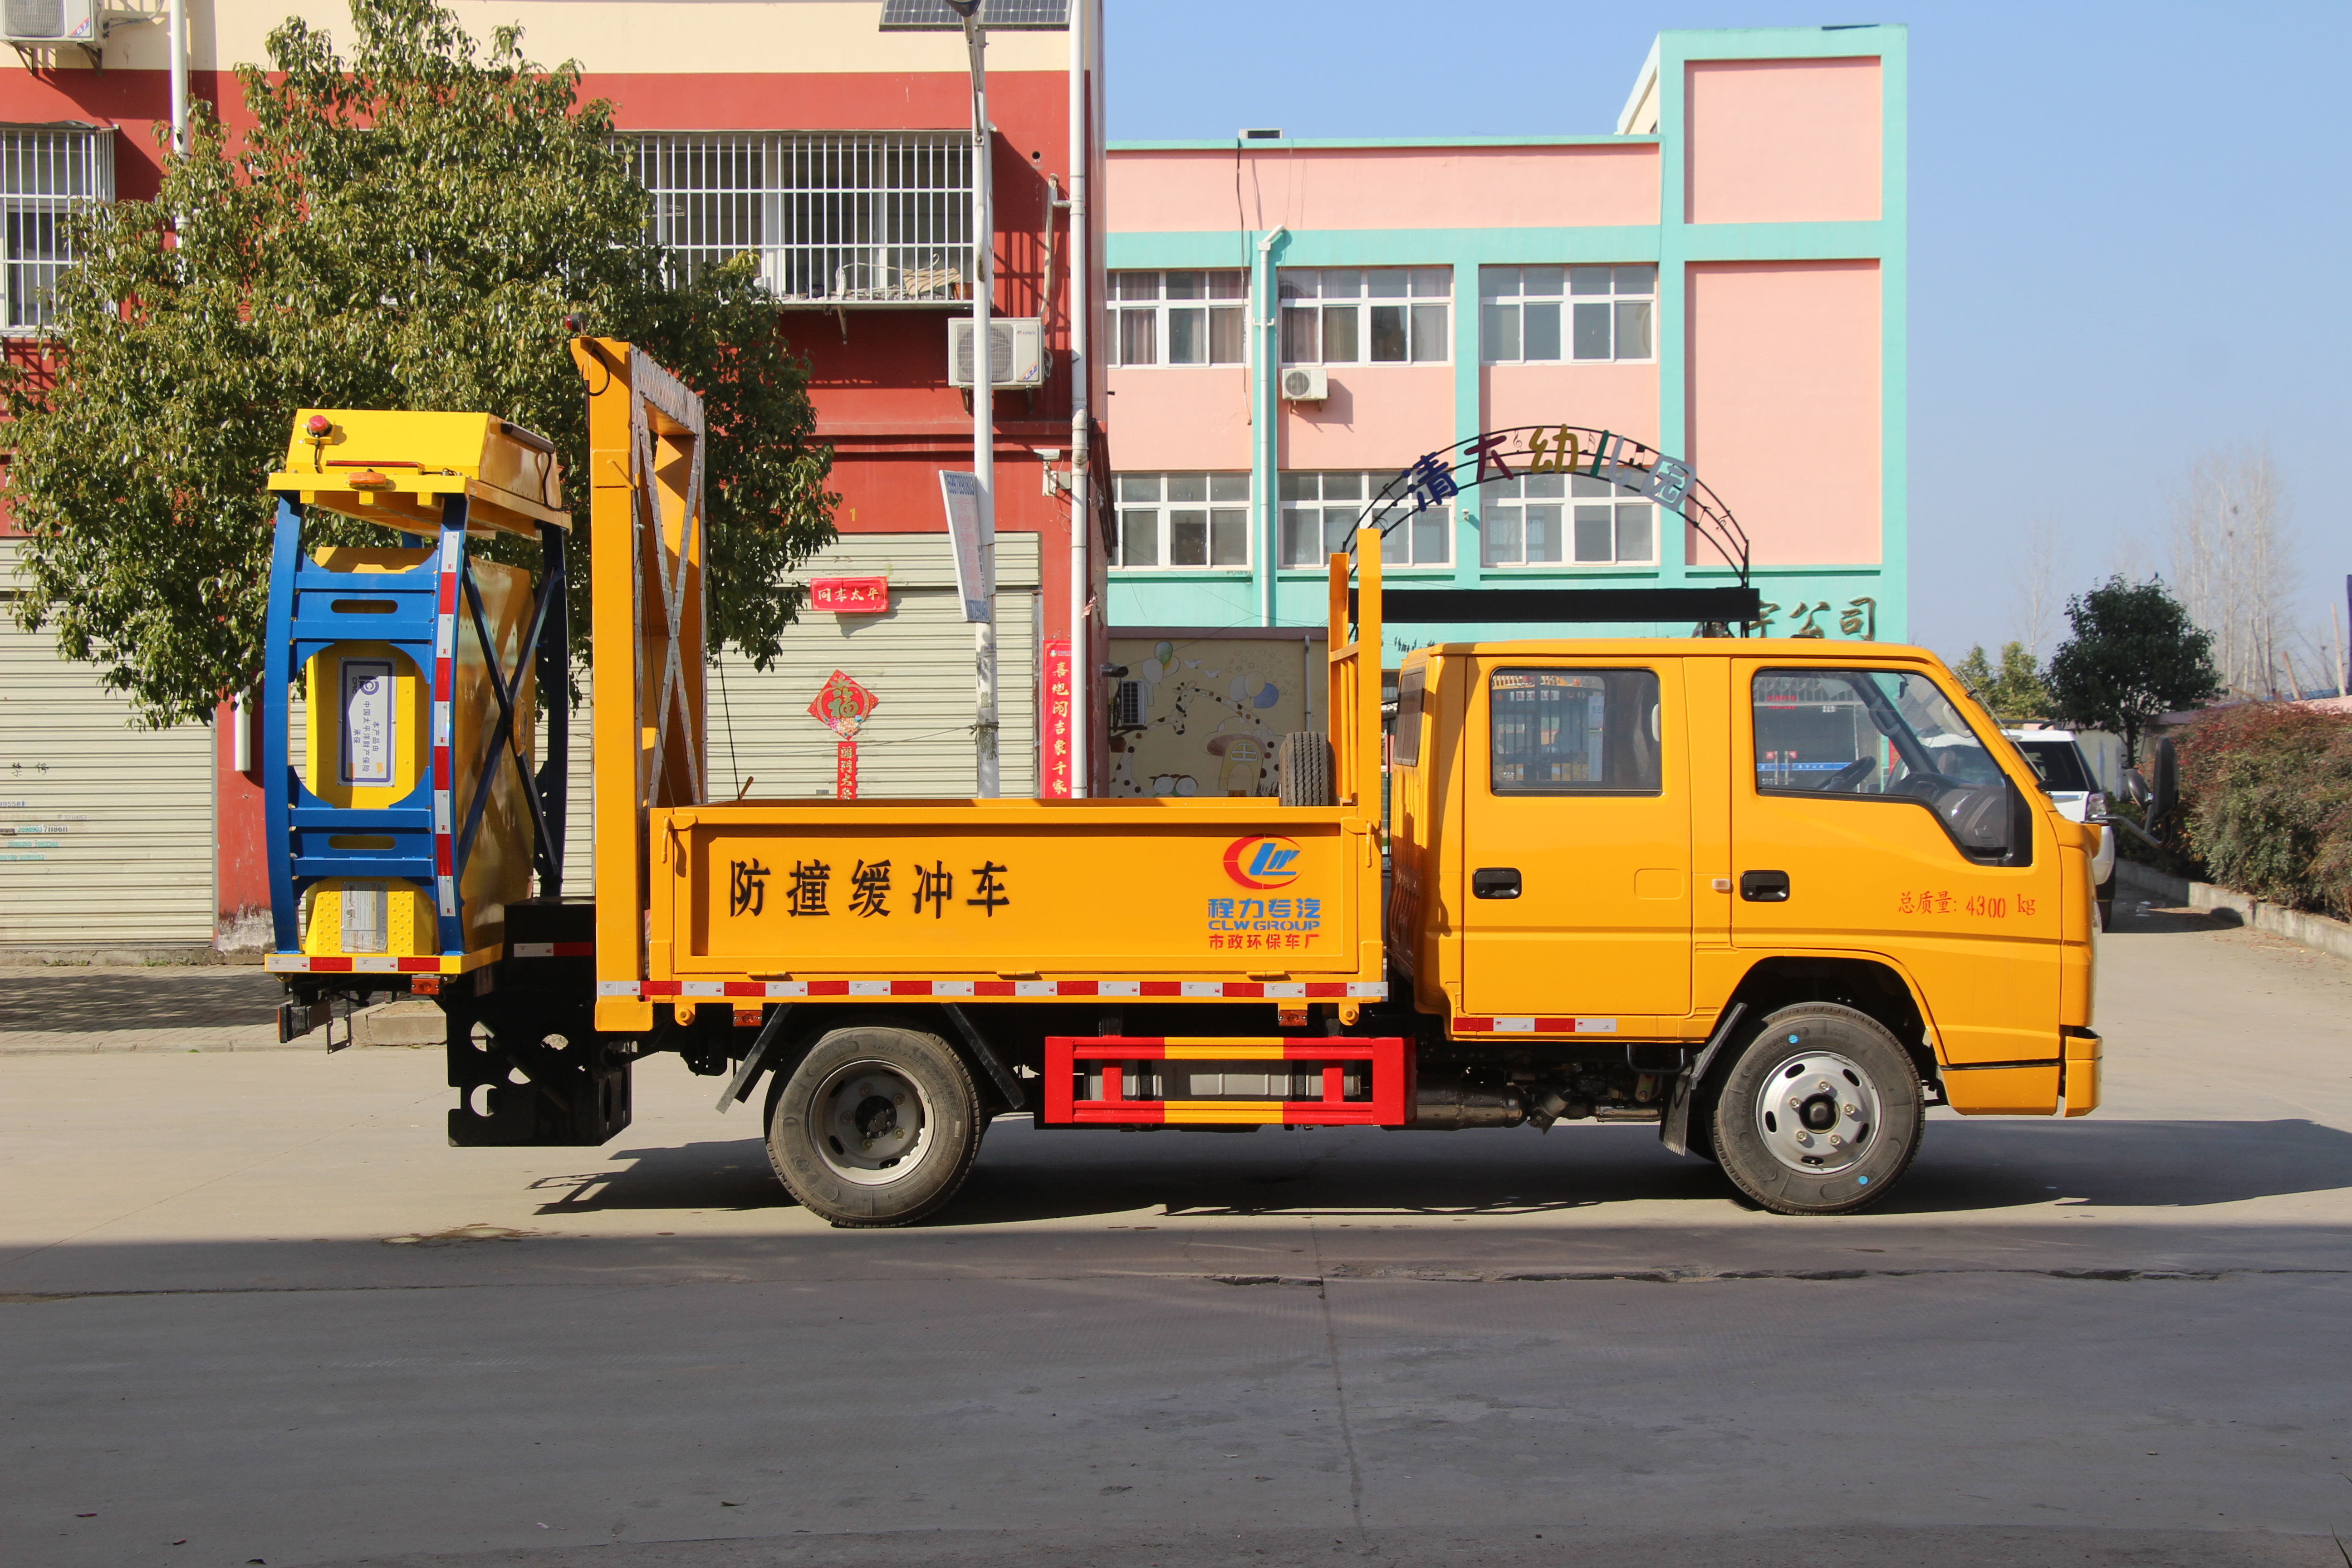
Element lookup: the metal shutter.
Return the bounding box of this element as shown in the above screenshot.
[0,541,215,947]
[555,533,1041,898]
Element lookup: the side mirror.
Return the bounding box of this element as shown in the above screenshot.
[2004,775,2034,867]
[2147,737,2179,830]
[2121,769,2151,808]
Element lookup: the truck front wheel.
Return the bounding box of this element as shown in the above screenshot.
[1708,1004,1924,1215]
[766,1026,982,1227]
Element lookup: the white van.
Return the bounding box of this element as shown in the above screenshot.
[2004,727,2121,928]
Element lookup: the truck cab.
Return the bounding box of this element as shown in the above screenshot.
[1388,639,2103,1207]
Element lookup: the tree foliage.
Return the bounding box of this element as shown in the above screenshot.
[1951,640,2052,725]
[3,0,835,727]
[2044,576,2222,760]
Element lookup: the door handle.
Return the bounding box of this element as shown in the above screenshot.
[1472,867,1521,900]
[1740,869,1790,902]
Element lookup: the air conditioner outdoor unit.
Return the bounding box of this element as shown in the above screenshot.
[2,0,100,44]
[947,317,1047,389]
[1280,366,1328,403]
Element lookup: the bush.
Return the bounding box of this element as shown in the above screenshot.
[2173,704,2352,919]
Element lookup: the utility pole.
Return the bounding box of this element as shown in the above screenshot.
[952,0,999,797]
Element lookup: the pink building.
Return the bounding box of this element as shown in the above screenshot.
[1097,25,1904,796]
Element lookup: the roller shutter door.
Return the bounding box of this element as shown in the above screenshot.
[556,533,1040,898]
[0,541,215,947]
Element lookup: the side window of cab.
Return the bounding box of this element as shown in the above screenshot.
[1750,668,2025,863]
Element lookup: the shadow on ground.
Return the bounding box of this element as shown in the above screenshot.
[0,967,281,1033]
[532,1116,2352,1227]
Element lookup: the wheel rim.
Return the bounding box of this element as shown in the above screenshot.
[811,1059,933,1186]
[1751,1047,1883,1175]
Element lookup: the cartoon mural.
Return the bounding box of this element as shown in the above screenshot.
[1105,635,1327,799]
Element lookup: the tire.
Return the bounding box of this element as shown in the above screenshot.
[1278,731,1335,806]
[1708,1004,1924,1215]
[766,1025,982,1228]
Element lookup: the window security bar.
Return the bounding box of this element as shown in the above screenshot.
[1,123,112,332]
[629,132,974,305]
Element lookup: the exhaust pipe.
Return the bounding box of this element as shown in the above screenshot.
[1413,1073,1526,1130]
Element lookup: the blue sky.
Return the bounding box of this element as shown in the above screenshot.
[1105,2,2351,662]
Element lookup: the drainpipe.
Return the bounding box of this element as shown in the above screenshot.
[1253,222,1288,627]
[1065,0,1091,795]
[167,0,187,154]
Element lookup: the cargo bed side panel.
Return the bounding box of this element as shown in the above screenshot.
[656,802,1374,981]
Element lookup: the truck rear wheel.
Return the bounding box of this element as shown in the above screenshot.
[1708,1004,1923,1215]
[766,1025,981,1228]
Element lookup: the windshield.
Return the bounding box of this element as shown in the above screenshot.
[2012,739,2093,793]
[1754,670,2004,794]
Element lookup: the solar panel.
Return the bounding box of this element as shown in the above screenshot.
[878,0,1071,29]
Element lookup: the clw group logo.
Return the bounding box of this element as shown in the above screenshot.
[1222,835,1303,890]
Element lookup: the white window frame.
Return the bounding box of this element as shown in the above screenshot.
[1106,269,1248,367]
[1,123,113,333]
[1112,472,1252,570]
[1479,264,1655,364]
[628,132,973,303]
[1279,267,1450,366]
[1482,473,1657,568]
[1279,471,1451,570]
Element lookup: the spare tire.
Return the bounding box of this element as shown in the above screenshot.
[1277,732,1335,806]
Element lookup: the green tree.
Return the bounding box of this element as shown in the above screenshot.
[2045,576,2223,760]
[1950,640,2053,725]
[3,0,835,727]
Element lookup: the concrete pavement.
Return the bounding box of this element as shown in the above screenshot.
[4,911,2349,1567]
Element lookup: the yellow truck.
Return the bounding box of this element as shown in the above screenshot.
[264,340,2111,1226]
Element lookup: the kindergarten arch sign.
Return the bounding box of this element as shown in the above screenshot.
[1352,426,1751,584]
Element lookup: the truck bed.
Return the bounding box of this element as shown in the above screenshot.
[628,797,1387,1004]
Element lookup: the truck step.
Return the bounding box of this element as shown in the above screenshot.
[1044,1036,1408,1127]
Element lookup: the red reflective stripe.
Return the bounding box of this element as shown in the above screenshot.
[1224,983,1264,999]
[396,957,439,973]
[1056,979,1100,996]
[807,980,849,997]
[723,982,764,997]
[435,838,453,875]
[975,980,1015,997]
[309,957,354,973]
[1139,981,1181,997]
[1304,983,1347,998]
[890,980,932,995]
[642,981,682,997]
[1453,1016,1494,1033]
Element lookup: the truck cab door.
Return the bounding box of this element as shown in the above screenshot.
[1731,661,2063,1087]
[1460,661,1692,1024]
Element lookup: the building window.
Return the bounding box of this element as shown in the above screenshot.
[1279,268,1449,365]
[1114,473,1250,568]
[1279,471,1450,569]
[1107,270,1247,366]
[628,132,972,303]
[1479,264,1654,363]
[1483,474,1655,567]
[1,125,112,332]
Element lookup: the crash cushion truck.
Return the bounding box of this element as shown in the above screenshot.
[265,339,2106,1226]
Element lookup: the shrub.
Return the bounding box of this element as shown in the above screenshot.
[2173,704,2352,918]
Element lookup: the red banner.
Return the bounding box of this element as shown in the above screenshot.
[835,740,858,800]
[1042,635,1074,799]
[810,576,890,614]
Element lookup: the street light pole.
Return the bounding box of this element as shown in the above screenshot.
[952,0,999,797]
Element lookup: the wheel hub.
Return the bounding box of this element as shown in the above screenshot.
[1752,1048,1881,1175]
[815,1063,931,1184]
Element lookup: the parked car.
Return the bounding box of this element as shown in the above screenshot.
[2004,728,2120,930]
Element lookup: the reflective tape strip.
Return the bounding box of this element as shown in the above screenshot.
[1450,1015,1616,1036]
[509,942,593,959]
[595,980,638,997]
[270,948,492,976]
[594,978,1391,1002]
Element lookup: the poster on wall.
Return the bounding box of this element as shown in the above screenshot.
[1105,637,1325,799]
[1041,637,1073,799]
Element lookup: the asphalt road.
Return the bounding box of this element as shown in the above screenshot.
[5,910,2351,1568]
